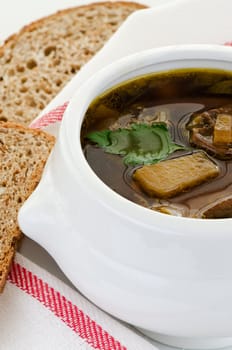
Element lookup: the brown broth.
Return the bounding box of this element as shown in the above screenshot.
[81,69,232,218]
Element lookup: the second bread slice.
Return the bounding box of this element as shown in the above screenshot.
[0,122,55,292]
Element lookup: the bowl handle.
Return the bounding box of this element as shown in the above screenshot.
[18,170,66,254]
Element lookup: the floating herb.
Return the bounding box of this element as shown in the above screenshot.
[87,123,184,166]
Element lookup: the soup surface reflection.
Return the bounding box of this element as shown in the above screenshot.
[81,69,232,219]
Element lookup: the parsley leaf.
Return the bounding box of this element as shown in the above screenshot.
[87,123,184,165]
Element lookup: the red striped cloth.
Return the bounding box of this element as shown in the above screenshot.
[1,253,156,350]
[8,260,126,350]
[30,101,69,129]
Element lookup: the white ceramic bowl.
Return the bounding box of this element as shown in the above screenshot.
[19,45,232,349]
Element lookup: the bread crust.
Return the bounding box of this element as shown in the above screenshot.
[1,2,146,54]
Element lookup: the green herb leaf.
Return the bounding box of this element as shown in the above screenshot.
[87,123,185,165]
[87,129,111,147]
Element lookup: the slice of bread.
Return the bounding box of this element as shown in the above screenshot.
[0,1,146,126]
[0,122,55,292]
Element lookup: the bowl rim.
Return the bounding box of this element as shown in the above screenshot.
[61,44,232,237]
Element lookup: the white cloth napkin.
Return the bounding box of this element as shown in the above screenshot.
[0,253,157,350]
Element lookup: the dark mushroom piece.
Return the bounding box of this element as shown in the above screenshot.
[187,105,232,160]
[202,196,232,219]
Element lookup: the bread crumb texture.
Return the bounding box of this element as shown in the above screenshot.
[0,2,146,125]
[0,122,55,291]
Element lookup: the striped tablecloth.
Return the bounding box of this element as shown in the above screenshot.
[1,253,157,350]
